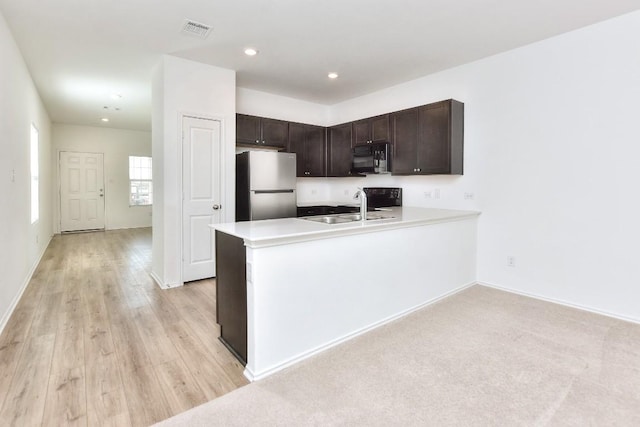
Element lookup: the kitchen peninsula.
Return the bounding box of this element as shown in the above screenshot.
[212,207,480,381]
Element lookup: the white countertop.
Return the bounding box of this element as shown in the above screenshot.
[211,207,480,248]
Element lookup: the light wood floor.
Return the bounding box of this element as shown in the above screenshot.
[0,228,247,426]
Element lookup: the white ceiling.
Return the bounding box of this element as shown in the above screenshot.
[0,1,638,131]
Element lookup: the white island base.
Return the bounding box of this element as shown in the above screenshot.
[213,207,479,381]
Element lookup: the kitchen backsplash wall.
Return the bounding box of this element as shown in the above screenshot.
[296,175,478,211]
[295,178,333,204]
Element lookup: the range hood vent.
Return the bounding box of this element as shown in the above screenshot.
[182,19,213,39]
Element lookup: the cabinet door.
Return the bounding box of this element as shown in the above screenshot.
[215,231,247,365]
[288,122,306,176]
[370,114,390,143]
[236,114,261,145]
[353,115,390,146]
[418,102,450,174]
[391,107,419,174]
[352,119,371,146]
[327,123,353,177]
[261,118,289,148]
[304,125,326,177]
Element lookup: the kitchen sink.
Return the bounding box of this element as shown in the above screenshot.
[301,212,395,224]
[315,216,346,224]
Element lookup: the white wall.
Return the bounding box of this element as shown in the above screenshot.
[237,88,329,126]
[244,11,640,322]
[152,55,236,288]
[0,11,53,332]
[472,11,640,322]
[245,216,478,380]
[52,124,152,231]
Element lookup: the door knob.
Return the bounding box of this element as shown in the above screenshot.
[212,204,221,210]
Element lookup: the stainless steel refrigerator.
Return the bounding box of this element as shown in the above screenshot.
[236,151,297,221]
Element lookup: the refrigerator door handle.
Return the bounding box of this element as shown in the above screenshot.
[253,189,295,194]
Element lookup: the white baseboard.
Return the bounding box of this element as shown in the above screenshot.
[244,281,477,382]
[105,225,152,231]
[0,234,54,336]
[150,271,169,289]
[478,281,640,325]
[150,271,183,289]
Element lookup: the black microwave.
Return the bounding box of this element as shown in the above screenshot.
[351,142,390,174]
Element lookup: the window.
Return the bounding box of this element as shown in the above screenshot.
[129,156,153,206]
[30,124,39,224]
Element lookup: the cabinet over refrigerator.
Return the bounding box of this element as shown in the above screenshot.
[236,151,297,221]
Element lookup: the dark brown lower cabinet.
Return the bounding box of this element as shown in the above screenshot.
[215,230,247,365]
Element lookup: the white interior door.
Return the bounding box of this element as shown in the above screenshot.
[182,116,222,282]
[59,151,105,232]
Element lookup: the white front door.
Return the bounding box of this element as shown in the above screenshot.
[182,116,223,282]
[59,151,105,232]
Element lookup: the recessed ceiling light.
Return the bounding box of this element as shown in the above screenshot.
[101,117,109,122]
[328,72,339,79]
[244,48,258,56]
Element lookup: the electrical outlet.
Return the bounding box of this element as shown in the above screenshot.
[507,256,516,267]
[464,192,475,200]
[434,189,441,199]
[424,191,432,199]
[344,189,349,196]
[36,235,39,244]
[311,189,317,195]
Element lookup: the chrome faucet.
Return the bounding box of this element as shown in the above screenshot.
[354,187,367,221]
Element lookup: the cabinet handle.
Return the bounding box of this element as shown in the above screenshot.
[255,139,260,143]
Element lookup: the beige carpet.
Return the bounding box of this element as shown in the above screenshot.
[155,285,640,426]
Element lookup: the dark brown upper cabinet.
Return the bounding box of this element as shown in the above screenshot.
[289,122,326,177]
[391,99,464,175]
[352,114,390,146]
[236,114,289,148]
[390,107,419,175]
[327,123,353,177]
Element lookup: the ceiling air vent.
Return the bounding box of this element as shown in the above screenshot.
[181,19,213,39]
